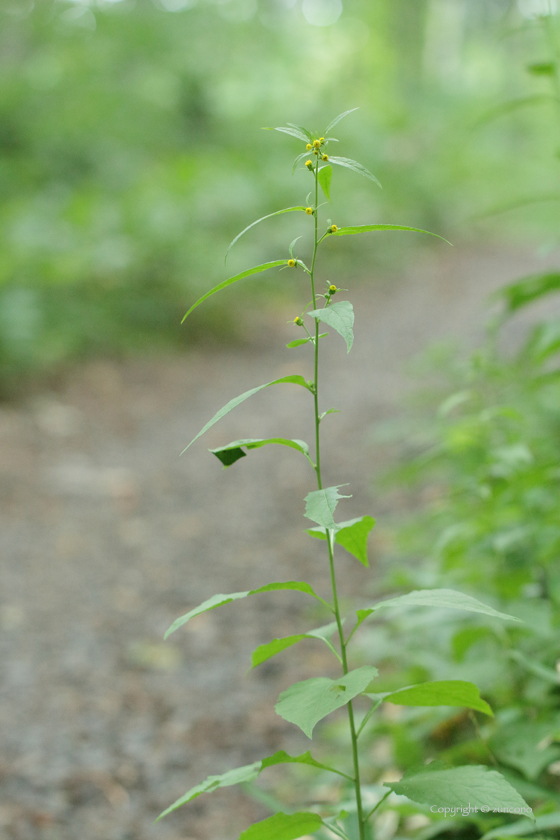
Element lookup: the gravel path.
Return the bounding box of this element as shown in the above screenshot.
[1,247,558,840]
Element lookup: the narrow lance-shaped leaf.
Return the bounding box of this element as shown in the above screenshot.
[318,165,332,201]
[286,122,314,142]
[264,125,311,143]
[306,516,376,567]
[251,621,341,668]
[328,156,381,187]
[158,750,346,820]
[325,108,359,134]
[210,438,314,469]
[182,260,287,322]
[276,666,378,738]
[225,208,306,262]
[304,485,351,530]
[378,680,493,716]
[239,811,323,840]
[385,763,533,817]
[182,375,312,454]
[287,332,328,349]
[331,224,451,245]
[494,271,560,313]
[358,588,521,623]
[308,301,354,353]
[165,581,332,639]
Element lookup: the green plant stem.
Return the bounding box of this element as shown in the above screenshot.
[310,159,366,840]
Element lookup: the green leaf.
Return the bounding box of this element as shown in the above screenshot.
[361,589,521,622]
[251,621,340,668]
[328,156,381,187]
[381,680,493,716]
[182,375,312,454]
[157,761,261,818]
[261,749,351,779]
[226,208,306,261]
[385,763,533,817]
[293,151,311,174]
[308,302,354,353]
[269,125,311,143]
[325,108,359,134]
[318,165,332,201]
[165,581,332,639]
[287,122,314,142]
[482,811,560,840]
[495,272,560,313]
[182,260,287,322]
[239,811,323,840]
[275,666,378,738]
[304,485,351,530]
[306,516,376,567]
[210,438,314,469]
[287,332,328,349]
[331,224,451,245]
[527,62,556,76]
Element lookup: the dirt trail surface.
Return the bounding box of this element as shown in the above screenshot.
[1,248,558,840]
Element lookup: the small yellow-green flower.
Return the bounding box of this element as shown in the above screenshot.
[312,139,321,149]
[305,207,313,215]
[329,284,338,294]
[293,316,304,326]
[328,224,338,233]
[287,258,296,267]
[319,137,325,143]
[322,154,329,161]
[305,160,313,170]
[306,143,312,151]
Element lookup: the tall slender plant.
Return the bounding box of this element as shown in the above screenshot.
[158,112,532,840]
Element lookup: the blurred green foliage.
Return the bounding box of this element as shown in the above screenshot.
[0,0,559,387]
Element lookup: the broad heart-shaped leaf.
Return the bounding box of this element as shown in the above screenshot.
[239,811,323,840]
[251,621,340,668]
[325,108,359,134]
[360,589,521,623]
[210,438,314,469]
[304,485,351,530]
[308,301,354,353]
[380,680,493,716]
[165,581,332,639]
[318,165,332,201]
[306,516,376,567]
[182,260,287,322]
[332,224,451,245]
[182,375,312,454]
[328,156,381,187]
[225,207,306,261]
[385,763,532,817]
[275,666,378,738]
[157,761,261,818]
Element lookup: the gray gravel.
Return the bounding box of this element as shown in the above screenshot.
[1,247,558,840]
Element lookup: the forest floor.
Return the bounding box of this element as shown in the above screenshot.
[0,246,557,840]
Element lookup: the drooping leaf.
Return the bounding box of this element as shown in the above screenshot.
[165,581,332,639]
[261,749,351,779]
[331,224,451,245]
[385,763,533,817]
[269,125,312,143]
[325,108,359,134]
[304,485,351,530]
[239,811,323,840]
[328,156,381,187]
[182,261,287,322]
[226,208,306,261]
[308,301,354,353]
[287,122,314,142]
[157,761,261,818]
[318,165,332,201]
[381,680,493,716]
[306,516,376,567]
[251,621,340,668]
[182,375,312,454]
[495,271,560,313]
[210,438,314,469]
[275,666,378,738]
[360,589,521,623]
